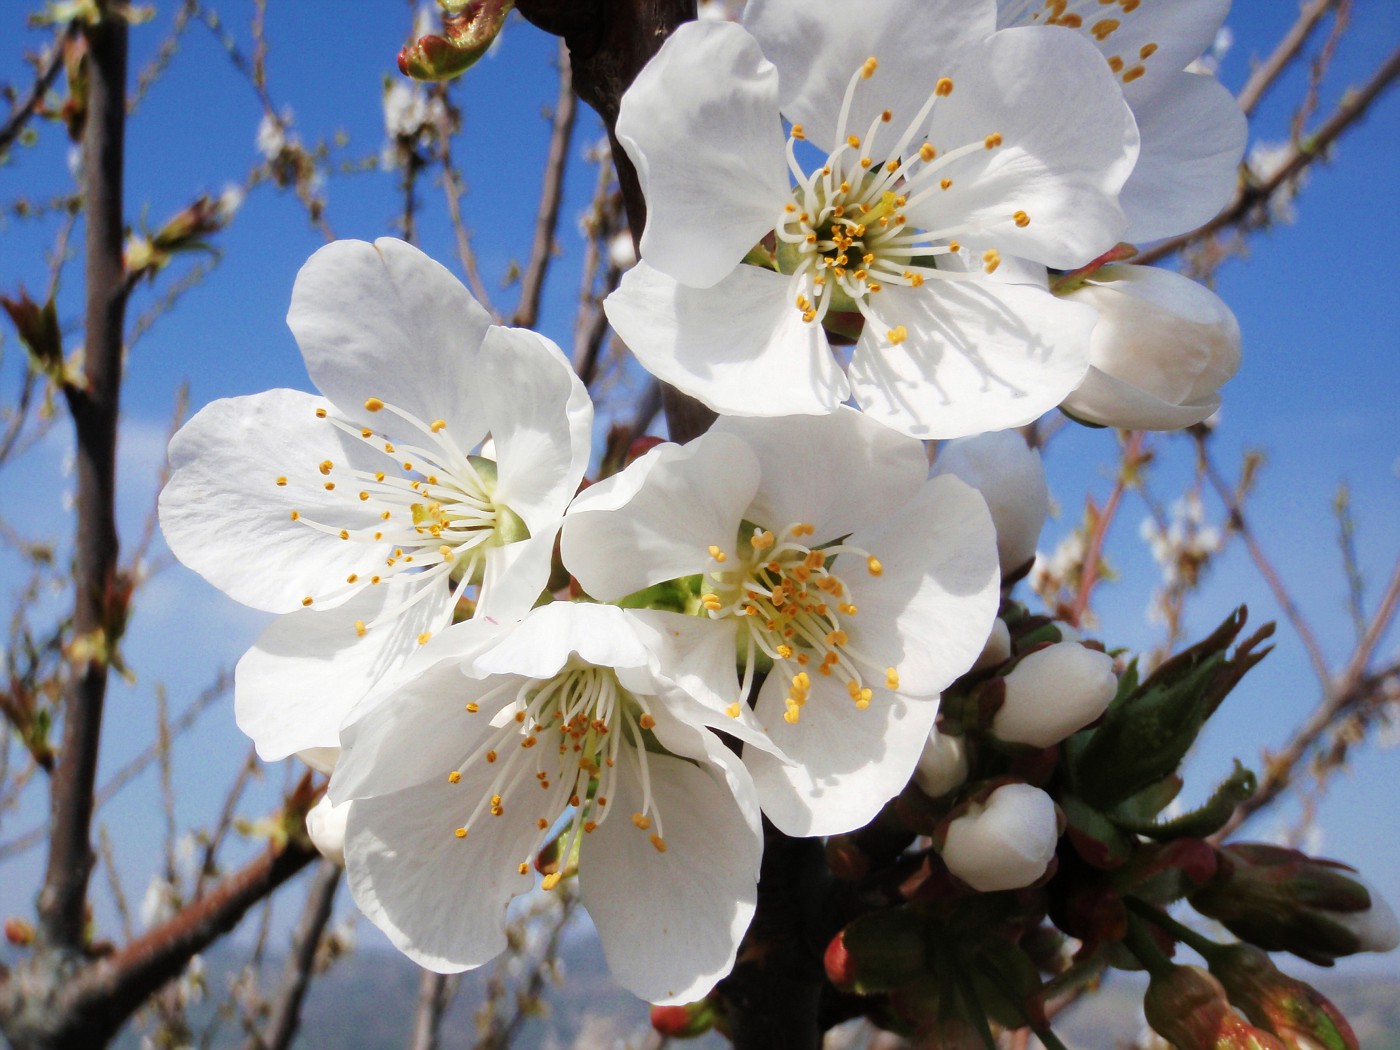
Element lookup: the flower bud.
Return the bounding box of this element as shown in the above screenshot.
[1060,264,1241,431]
[1191,844,1399,965]
[932,432,1048,577]
[4,917,35,947]
[1208,943,1359,1050]
[305,795,351,867]
[971,618,1011,673]
[991,643,1116,748]
[296,746,339,776]
[941,784,1058,892]
[398,0,513,81]
[650,999,717,1038]
[829,910,929,993]
[913,729,969,798]
[1144,965,1286,1049]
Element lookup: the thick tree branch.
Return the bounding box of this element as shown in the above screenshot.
[513,40,576,329]
[39,10,129,953]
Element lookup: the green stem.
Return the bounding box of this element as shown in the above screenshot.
[1125,897,1223,962]
[1121,912,1177,980]
[976,961,1073,1050]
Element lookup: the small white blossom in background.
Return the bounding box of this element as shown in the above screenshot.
[941,783,1059,892]
[1140,492,1227,624]
[1246,139,1312,226]
[1030,525,1090,612]
[255,107,294,162]
[380,79,447,170]
[139,875,180,931]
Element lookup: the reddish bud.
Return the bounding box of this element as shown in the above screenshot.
[1144,965,1286,1049]
[1209,944,1359,1050]
[649,999,716,1039]
[824,930,857,991]
[4,917,35,947]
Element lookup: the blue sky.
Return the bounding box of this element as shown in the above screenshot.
[1,0,1398,1004]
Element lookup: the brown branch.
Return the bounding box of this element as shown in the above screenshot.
[1068,432,1145,628]
[512,40,577,329]
[39,11,129,953]
[408,970,458,1050]
[0,23,76,158]
[1237,0,1341,116]
[1138,44,1400,265]
[246,860,341,1050]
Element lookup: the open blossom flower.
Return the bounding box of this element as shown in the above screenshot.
[561,408,1000,836]
[328,602,761,1005]
[159,238,592,763]
[605,2,1139,438]
[1059,262,1241,429]
[998,0,1247,242]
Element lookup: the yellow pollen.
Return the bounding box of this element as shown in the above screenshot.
[430,418,447,432]
[384,443,395,454]
[361,428,372,438]
[708,545,727,563]
[370,573,381,583]
[381,511,391,521]
[486,750,498,763]
[1092,17,1120,39]
[1140,42,1158,60]
[315,408,327,418]
[861,56,878,78]
[465,702,479,713]
[639,714,656,730]
[1014,210,1030,228]
[275,476,287,486]
[375,471,385,482]
[323,482,335,491]
[776,644,794,659]
[886,667,900,690]
[364,398,384,412]
[784,709,801,724]
[338,529,349,540]
[867,556,884,576]
[1123,65,1146,82]
[347,573,358,583]
[454,827,467,838]
[880,109,892,122]
[542,872,562,890]
[301,596,313,607]
[847,135,861,150]
[359,491,369,501]
[354,620,366,637]
[725,703,741,718]
[448,771,461,784]
[982,249,1002,274]
[417,631,432,645]
[888,325,908,345]
[1108,55,1125,73]
[632,812,651,830]
[650,834,667,853]
[941,178,953,190]
[984,132,1003,149]
[935,76,954,96]
[439,544,454,561]
[791,123,806,139]
[318,460,333,475]
[402,461,413,471]
[886,159,900,172]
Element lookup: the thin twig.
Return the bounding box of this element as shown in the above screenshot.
[513,40,577,329]
[0,23,76,158]
[1237,0,1341,116]
[408,969,458,1050]
[1068,432,1145,627]
[246,860,341,1050]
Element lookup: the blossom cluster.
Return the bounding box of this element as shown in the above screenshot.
[159,0,1275,1011]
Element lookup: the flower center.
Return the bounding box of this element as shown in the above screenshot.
[446,663,669,887]
[702,523,900,725]
[773,56,1025,346]
[278,396,527,641]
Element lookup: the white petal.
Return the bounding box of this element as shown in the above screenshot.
[344,773,536,972]
[472,603,655,682]
[475,529,558,624]
[306,796,351,866]
[744,0,996,153]
[235,578,453,763]
[288,238,493,437]
[849,280,1096,439]
[582,733,759,1004]
[748,674,935,837]
[909,28,1136,267]
[712,407,928,540]
[605,262,849,419]
[931,431,1049,575]
[481,326,593,534]
[843,474,1001,696]
[1062,365,1220,430]
[618,21,790,288]
[1121,73,1245,242]
[160,388,393,613]
[562,432,759,602]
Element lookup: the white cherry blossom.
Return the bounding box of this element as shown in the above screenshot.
[997,0,1247,242]
[329,602,761,1005]
[606,3,1138,437]
[561,408,1001,835]
[159,238,592,764]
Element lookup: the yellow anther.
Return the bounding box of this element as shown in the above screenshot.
[948,240,961,253]
[776,644,794,659]
[888,325,908,345]
[315,407,327,418]
[650,834,668,853]
[542,872,562,889]
[358,491,369,501]
[447,770,461,784]
[639,714,656,730]
[860,157,873,169]
[464,702,479,714]
[792,671,811,690]
[301,596,313,607]
[880,109,892,122]
[338,529,349,540]
[381,510,391,520]
[383,443,395,454]
[430,418,447,432]
[982,248,1001,274]
[361,427,373,438]
[1140,42,1158,60]
[364,397,384,412]
[354,620,366,637]
[792,123,806,140]
[919,143,937,163]
[1092,17,1120,39]
[439,545,454,561]
[1122,65,1145,82]
[984,132,1003,149]
[632,812,651,830]
[847,134,861,149]
[417,631,432,645]
[886,667,900,690]
[867,556,884,576]
[708,545,728,563]
[751,530,775,551]
[347,573,358,583]
[861,56,878,79]
[323,481,335,491]
[370,573,381,583]
[725,702,742,719]
[1108,55,1125,73]
[454,827,467,838]
[935,76,954,96]
[1013,210,1030,228]
[486,750,498,763]
[784,708,801,724]
[537,817,549,829]
[402,461,413,471]
[275,475,287,486]
[941,178,953,190]
[317,460,333,476]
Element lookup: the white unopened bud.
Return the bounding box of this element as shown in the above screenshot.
[932,432,1048,576]
[1334,880,1400,953]
[296,746,339,776]
[942,784,1058,892]
[992,643,1116,748]
[914,729,968,798]
[306,795,351,866]
[1060,264,1241,430]
[608,231,638,271]
[972,618,1011,673]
